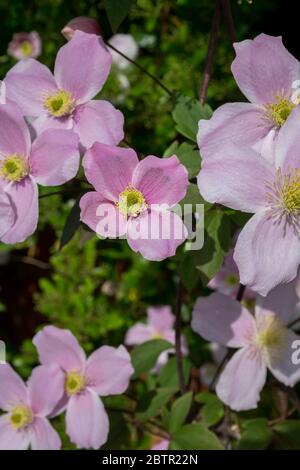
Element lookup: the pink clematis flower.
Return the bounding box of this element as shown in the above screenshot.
[61,17,101,41]
[192,281,300,411]
[7,31,42,60]
[198,108,300,295]
[0,364,64,450]
[0,102,79,244]
[208,249,255,302]
[151,438,170,450]
[198,34,300,163]
[80,143,188,261]
[109,34,139,70]
[33,326,134,449]
[4,31,124,150]
[125,306,188,371]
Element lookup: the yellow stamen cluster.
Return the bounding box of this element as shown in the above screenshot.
[255,312,287,362]
[264,95,295,128]
[266,168,300,221]
[65,371,85,396]
[0,154,28,182]
[117,186,147,217]
[44,90,75,117]
[19,41,33,57]
[10,405,33,430]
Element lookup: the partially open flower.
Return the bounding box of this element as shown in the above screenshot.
[7,31,41,60]
[61,17,101,41]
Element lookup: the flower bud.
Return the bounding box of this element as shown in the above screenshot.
[61,16,101,40]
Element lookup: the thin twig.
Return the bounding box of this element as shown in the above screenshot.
[105,41,173,97]
[175,279,186,395]
[220,0,237,46]
[199,0,222,104]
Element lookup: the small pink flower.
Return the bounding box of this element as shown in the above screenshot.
[208,249,255,301]
[109,34,139,70]
[4,31,124,150]
[151,438,170,450]
[192,282,300,410]
[61,17,101,41]
[0,102,80,244]
[198,108,300,295]
[80,143,188,261]
[33,326,134,449]
[198,34,300,163]
[7,31,42,60]
[125,306,188,371]
[0,364,64,450]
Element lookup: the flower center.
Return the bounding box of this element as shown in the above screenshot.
[226,274,239,287]
[0,154,28,182]
[264,95,295,127]
[44,90,75,117]
[10,404,33,430]
[117,186,147,217]
[19,41,33,57]
[65,371,85,396]
[266,168,300,223]
[255,312,288,362]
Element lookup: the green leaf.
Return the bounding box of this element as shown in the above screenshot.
[196,392,224,426]
[137,387,177,422]
[172,95,212,142]
[104,0,135,32]
[170,423,224,450]
[169,392,193,433]
[60,198,81,249]
[238,418,273,450]
[157,357,191,390]
[180,183,211,208]
[273,420,300,450]
[164,141,200,179]
[131,339,172,378]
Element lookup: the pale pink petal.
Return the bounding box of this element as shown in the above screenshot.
[0,364,27,411]
[269,331,300,386]
[191,293,255,348]
[33,325,86,372]
[198,102,271,159]
[82,142,138,200]
[80,196,128,238]
[125,323,154,345]
[127,209,187,261]
[31,114,73,136]
[152,439,170,450]
[86,345,133,396]
[231,34,300,104]
[275,107,300,172]
[66,389,109,449]
[0,192,15,238]
[27,365,65,416]
[4,59,57,116]
[234,211,300,296]
[257,280,300,325]
[54,31,111,103]
[0,101,31,157]
[30,129,80,186]
[0,414,30,450]
[216,347,267,410]
[132,155,188,206]
[1,176,38,244]
[147,306,175,332]
[30,417,61,450]
[197,144,274,212]
[73,100,124,150]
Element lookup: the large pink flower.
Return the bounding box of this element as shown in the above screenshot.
[125,306,188,371]
[198,34,300,163]
[0,364,64,450]
[80,143,188,261]
[198,108,300,295]
[33,326,134,449]
[0,102,79,244]
[192,283,300,411]
[4,31,124,150]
